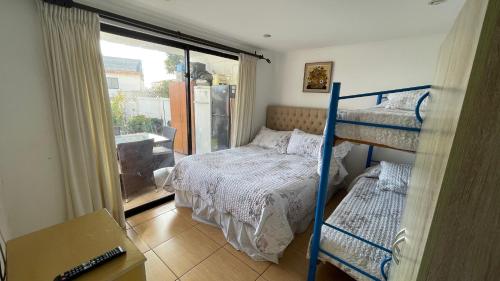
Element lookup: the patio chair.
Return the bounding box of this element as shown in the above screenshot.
[117,139,155,202]
[153,126,176,168]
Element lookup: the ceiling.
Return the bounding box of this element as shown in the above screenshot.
[77,0,465,52]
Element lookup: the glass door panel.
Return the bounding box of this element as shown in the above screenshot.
[100,32,186,209]
[189,51,239,154]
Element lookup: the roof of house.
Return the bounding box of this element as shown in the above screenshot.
[103,56,143,73]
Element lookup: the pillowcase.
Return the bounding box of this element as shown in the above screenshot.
[250,126,291,153]
[377,161,413,195]
[385,89,429,111]
[317,141,353,176]
[286,129,323,157]
[364,164,381,178]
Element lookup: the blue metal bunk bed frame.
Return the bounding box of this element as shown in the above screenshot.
[307,82,431,281]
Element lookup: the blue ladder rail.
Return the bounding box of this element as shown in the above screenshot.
[307,82,341,281]
[307,82,432,281]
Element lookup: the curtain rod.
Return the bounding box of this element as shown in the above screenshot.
[43,0,272,63]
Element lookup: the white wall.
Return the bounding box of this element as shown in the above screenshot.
[257,35,445,178]
[0,0,67,239]
[132,97,171,123]
[254,50,280,136]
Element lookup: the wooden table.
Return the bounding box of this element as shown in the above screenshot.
[6,210,146,281]
[115,132,170,146]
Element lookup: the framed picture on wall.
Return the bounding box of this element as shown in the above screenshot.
[302,61,334,93]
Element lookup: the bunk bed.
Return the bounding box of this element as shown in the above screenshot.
[307,83,431,281]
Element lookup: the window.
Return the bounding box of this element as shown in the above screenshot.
[106,77,119,89]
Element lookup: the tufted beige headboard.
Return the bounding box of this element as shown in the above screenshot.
[266,105,327,135]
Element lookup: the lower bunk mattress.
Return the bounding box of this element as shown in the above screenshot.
[336,105,422,151]
[314,171,406,281]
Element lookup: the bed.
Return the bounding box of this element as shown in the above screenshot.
[314,165,406,281]
[164,106,350,263]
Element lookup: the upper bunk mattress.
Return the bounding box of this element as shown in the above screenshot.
[336,106,422,151]
[317,174,405,281]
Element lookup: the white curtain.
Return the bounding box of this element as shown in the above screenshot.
[231,54,258,147]
[38,1,125,227]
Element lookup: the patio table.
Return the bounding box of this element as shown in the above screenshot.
[115,133,170,146]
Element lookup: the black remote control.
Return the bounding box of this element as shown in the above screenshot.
[54,246,126,281]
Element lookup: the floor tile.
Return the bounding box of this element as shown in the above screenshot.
[127,201,176,227]
[126,228,150,253]
[256,277,268,281]
[262,248,308,281]
[316,262,355,281]
[180,248,259,281]
[144,250,177,281]
[223,244,271,274]
[288,225,312,255]
[133,210,194,248]
[195,223,227,246]
[154,227,220,277]
[174,207,197,224]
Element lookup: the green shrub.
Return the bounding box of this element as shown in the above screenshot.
[110,92,125,127]
[126,115,163,134]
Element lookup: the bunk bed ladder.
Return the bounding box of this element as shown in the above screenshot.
[308,82,341,281]
[365,93,384,168]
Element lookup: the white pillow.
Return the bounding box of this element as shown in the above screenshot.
[377,161,413,195]
[364,164,381,178]
[317,141,353,176]
[385,89,429,111]
[286,129,323,157]
[250,127,291,153]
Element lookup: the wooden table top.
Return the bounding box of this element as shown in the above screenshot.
[7,209,145,281]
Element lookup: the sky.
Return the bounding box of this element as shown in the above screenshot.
[100,40,175,87]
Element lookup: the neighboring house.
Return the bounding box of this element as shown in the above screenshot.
[103,56,144,96]
[103,56,170,124]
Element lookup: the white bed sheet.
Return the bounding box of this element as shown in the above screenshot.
[164,145,347,262]
[336,105,422,151]
[315,172,405,281]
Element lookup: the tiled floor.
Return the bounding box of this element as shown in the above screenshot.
[125,191,355,281]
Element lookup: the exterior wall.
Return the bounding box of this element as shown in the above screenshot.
[125,97,171,124]
[106,72,144,97]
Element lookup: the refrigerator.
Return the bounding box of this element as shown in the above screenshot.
[194,85,236,154]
